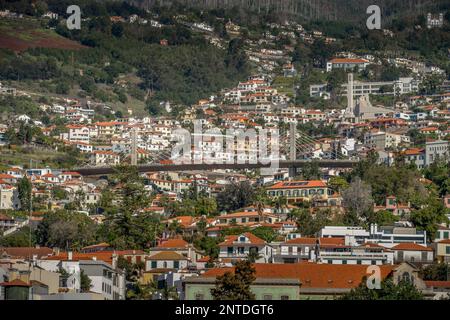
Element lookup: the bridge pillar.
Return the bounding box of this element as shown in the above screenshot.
[289,122,296,161]
[288,166,297,178]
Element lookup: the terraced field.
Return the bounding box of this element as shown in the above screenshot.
[0,18,86,52]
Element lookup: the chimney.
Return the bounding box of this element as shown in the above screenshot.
[112,254,118,269]
[68,251,73,260]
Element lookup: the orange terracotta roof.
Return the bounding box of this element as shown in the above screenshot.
[391,243,432,251]
[219,232,265,246]
[44,252,117,263]
[330,58,369,64]
[157,239,189,248]
[169,216,195,227]
[0,247,53,258]
[218,211,260,218]
[0,214,14,221]
[0,174,15,179]
[285,237,345,246]
[424,281,450,288]
[403,148,424,156]
[267,180,327,190]
[147,251,187,261]
[0,279,30,287]
[201,263,395,289]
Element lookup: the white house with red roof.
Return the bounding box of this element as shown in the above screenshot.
[149,238,202,263]
[326,58,369,72]
[58,171,82,182]
[218,232,272,263]
[266,180,330,203]
[391,243,434,264]
[90,150,120,166]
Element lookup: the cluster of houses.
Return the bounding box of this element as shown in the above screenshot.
[2,216,450,300]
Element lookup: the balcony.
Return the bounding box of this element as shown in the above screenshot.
[319,251,389,259]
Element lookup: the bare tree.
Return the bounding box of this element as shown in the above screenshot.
[342,177,374,221]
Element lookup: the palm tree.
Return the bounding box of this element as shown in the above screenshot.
[158,283,179,300]
[126,282,155,300]
[273,195,288,214]
[254,187,267,223]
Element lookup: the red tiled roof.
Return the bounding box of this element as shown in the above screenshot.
[403,148,424,156]
[202,263,395,289]
[330,58,369,64]
[391,243,432,251]
[0,214,14,221]
[0,279,30,287]
[285,237,345,246]
[218,211,260,218]
[147,251,187,261]
[424,281,450,288]
[0,174,15,179]
[157,239,189,248]
[219,232,265,246]
[44,252,117,264]
[438,239,450,244]
[0,247,53,258]
[267,180,327,190]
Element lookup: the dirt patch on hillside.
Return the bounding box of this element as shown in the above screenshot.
[0,34,86,52]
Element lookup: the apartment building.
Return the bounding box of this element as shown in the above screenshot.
[326,58,369,72]
[267,180,330,204]
[319,224,427,247]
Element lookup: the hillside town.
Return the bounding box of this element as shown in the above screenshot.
[0,1,449,301]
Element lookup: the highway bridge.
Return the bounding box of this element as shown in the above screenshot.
[72,159,358,176]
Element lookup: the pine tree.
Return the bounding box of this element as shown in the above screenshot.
[17,176,32,212]
[211,260,256,300]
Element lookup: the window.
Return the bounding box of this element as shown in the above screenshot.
[444,232,449,239]
[281,295,290,300]
[446,246,450,255]
[402,272,412,283]
[174,261,179,269]
[227,247,233,254]
[342,260,347,265]
[263,294,272,300]
[151,261,157,268]
[357,260,362,265]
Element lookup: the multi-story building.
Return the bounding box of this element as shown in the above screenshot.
[319,224,427,247]
[326,58,369,72]
[364,130,410,150]
[424,140,449,166]
[0,186,19,210]
[267,180,330,204]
